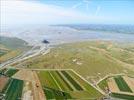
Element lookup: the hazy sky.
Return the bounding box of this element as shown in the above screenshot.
[1,0,134,28]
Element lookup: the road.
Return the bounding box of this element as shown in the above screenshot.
[0,44,50,69]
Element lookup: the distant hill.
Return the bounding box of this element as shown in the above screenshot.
[0,36,28,50]
[58,24,134,34]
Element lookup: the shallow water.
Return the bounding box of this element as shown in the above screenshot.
[2,26,134,45]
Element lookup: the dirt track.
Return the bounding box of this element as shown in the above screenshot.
[12,69,46,100]
[32,71,46,100]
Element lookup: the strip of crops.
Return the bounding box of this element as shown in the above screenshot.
[56,71,73,91]
[61,71,83,91]
[38,71,59,90]
[44,87,55,99]
[114,76,132,92]
[68,70,102,98]
[5,69,18,77]
[98,78,108,91]
[50,71,73,91]
[111,93,134,100]
[4,79,24,100]
[44,87,72,99]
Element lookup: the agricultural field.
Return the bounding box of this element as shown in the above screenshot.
[0,78,24,100]
[0,68,18,77]
[114,76,132,92]
[98,75,134,100]
[37,69,103,99]
[110,93,134,100]
[0,76,9,92]
[0,68,24,100]
[0,68,104,100]
[97,78,108,93]
[20,41,134,83]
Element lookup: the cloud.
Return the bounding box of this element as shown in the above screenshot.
[95,6,101,16]
[1,0,90,27]
[72,3,82,9]
[1,0,117,29]
[71,0,90,11]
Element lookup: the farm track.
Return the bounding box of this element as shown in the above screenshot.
[70,70,105,98]
[100,75,134,99]
[32,71,46,100]
[1,68,105,99]
[50,71,70,91]
[37,70,104,99]
[58,71,76,91]
[56,71,73,91]
[48,71,62,91]
[66,71,86,91]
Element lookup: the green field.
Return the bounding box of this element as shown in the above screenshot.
[44,87,72,99]
[1,78,24,100]
[67,70,103,98]
[111,93,134,100]
[22,41,134,82]
[4,68,18,77]
[51,71,73,91]
[61,71,83,91]
[98,75,134,100]
[0,68,18,77]
[97,78,108,92]
[37,70,103,99]
[114,76,133,92]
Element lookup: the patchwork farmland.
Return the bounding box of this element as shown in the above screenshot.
[98,75,134,100]
[114,76,133,92]
[0,68,104,100]
[37,69,103,99]
[1,78,24,100]
[4,68,134,100]
[0,68,18,77]
[0,68,23,100]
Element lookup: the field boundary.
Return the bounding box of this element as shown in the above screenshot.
[58,71,76,91]
[48,71,62,91]
[96,73,125,85]
[70,69,105,95]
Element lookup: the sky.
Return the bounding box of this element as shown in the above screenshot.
[1,0,134,29]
